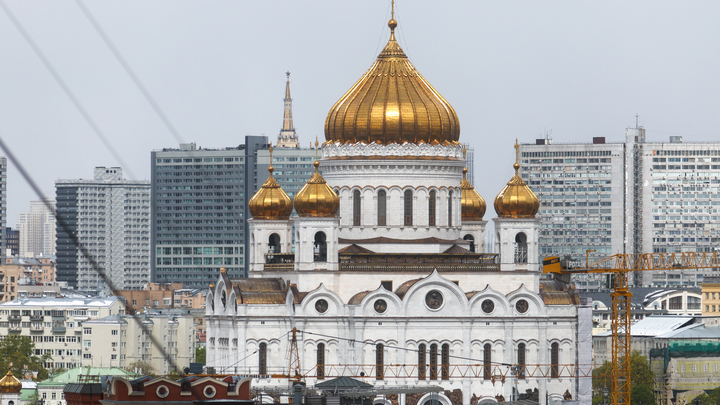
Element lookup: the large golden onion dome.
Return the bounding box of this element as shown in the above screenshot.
[248,146,293,220]
[325,16,460,145]
[494,141,540,218]
[461,167,486,221]
[0,370,22,393]
[294,142,340,217]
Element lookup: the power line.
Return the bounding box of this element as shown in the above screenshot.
[0,0,136,180]
[74,0,185,145]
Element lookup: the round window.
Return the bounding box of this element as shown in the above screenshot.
[374,299,387,314]
[425,290,444,310]
[203,385,216,398]
[516,299,529,314]
[481,299,495,314]
[156,385,169,398]
[315,299,329,314]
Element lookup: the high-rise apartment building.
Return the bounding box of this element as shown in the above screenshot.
[55,167,150,291]
[151,138,267,286]
[4,228,18,257]
[256,147,318,199]
[17,199,56,257]
[520,128,720,290]
[0,157,6,260]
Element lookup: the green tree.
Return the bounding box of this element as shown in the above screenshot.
[631,385,654,405]
[196,346,206,364]
[592,351,654,405]
[0,335,51,380]
[126,360,155,376]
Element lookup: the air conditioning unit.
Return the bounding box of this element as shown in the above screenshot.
[85,347,89,351]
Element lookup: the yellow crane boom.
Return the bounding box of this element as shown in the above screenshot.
[543,251,720,405]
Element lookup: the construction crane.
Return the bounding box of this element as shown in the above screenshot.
[543,251,720,405]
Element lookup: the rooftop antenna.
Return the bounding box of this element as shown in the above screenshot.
[635,113,639,129]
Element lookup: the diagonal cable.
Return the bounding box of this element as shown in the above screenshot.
[74,0,184,145]
[0,133,178,373]
[0,0,136,180]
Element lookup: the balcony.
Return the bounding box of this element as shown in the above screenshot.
[30,325,44,333]
[30,315,43,321]
[8,315,21,322]
[52,326,66,333]
[264,253,295,271]
[8,325,21,333]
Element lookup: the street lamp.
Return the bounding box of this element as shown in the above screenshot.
[602,387,609,405]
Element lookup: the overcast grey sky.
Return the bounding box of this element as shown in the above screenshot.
[2,1,720,225]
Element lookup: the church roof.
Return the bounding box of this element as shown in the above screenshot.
[315,376,373,390]
[339,236,466,245]
[338,244,375,254]
[348,291,372,305]
[539,279,581,305]
[443,244,473,254]
[395,278,422,299]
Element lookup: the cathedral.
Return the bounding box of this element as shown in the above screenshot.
[206,10,591,405]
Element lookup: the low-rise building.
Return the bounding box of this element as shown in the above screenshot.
[0,297,126,370]
[700,277,720,315]
[38,367,137,405]
[1,257,56,301]
[116,283,182,314]
[81,314,196,375]
[100,375,253,405]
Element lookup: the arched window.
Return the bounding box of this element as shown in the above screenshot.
[464,234,475,253]
[418,344,426,380]
[268,234,280,253]
[314,232,327,262]
[517,343,526,379]
[259,343,267,375]
[317,343,325,379]
[514,233,528,263]
[428,190,436,226]
[353,190,361,226]
[430,344,438,380]
[551,342,559,379]
[441,344,450,380]
[378,190,387,226]
[404,190,413,226]
[448,190,453,227]
[376,344,384,380]
[483,343,492,380]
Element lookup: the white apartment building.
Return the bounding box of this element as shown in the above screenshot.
[520,127,720,290]
[56,167,150,291]
[0,297,125,371]
[17,199,56,257]
[81,314,196,374]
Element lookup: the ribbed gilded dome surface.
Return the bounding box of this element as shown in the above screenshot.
[325,19,460,145]
[294,160,340,217]
[461,168,486,221]
[494,142,540,218]
[249,151,293,220]
[0,370,21,393]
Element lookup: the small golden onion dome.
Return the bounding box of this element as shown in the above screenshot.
[294,159,340,217]
[461,167,486,221]
[325,17,460,145]
[248,148,293,220]
[494,141,540,218]
[0,370,22,393]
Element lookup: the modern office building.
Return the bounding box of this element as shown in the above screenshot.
[55,167,150,291]
[17,199,56,257]
[520,127,720,289]
[464,143,475,186]
[0,157,6,260]
[151,137,268,285]
[4,227,18,257]
[256,147,317,200]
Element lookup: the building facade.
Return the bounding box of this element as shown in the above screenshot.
[0,157,7,261]
[0,257,56,301]
[520,130,720,290]
[151,139,267,286]
[17,199,56,257]
[81,314,196,374]
[0,297,125,371]
[55,168,150,291]
[206,13,590,405]
[4,228,18,257]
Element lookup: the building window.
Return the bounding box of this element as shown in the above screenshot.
[688,296,701,310]
[464,234,476,253]
[259,343,267,375]
[418,344,426,380]
[514,233,528,264]
[669,296,682,310]
[551,342,559,378]
[314,232,327,262]
[441,344,450,380]
[404,190,413,226]
[353,190,361,226]
[483,343,492,380]
[376,344,384,380]
[317,343,325,380]
[268,233,281,254]
[448,190,453,227]
[111,330,118,336]
[428,190,436,226]
[517,343,526,379]
[378,190,386,226]
[430,344,438,380]
[83,328,91,335]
